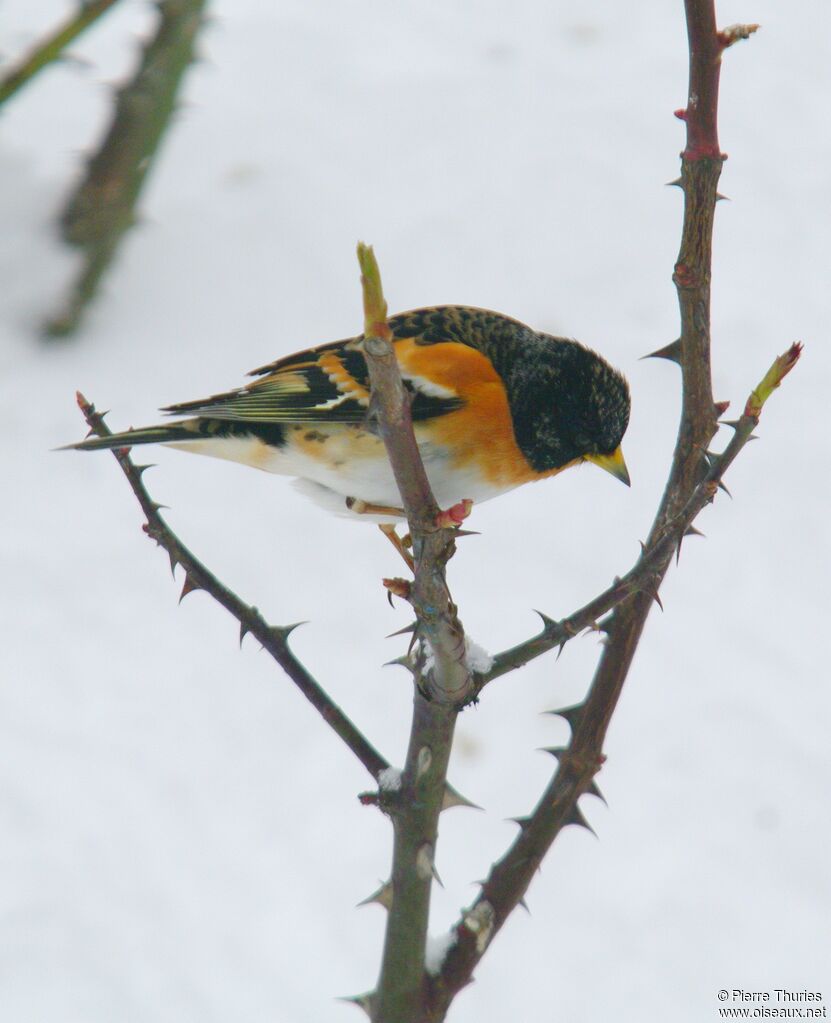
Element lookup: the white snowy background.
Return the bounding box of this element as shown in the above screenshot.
[1,1,828,1021]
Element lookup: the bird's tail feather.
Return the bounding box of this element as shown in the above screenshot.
[61,421,202,452]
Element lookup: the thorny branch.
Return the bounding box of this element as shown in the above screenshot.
[75,391,389,781]
[428,341,800,1016]
[355,244,472,1023]
[427,4,791,1015]
[357,243,472,707]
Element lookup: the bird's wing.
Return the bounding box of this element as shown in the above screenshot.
[162,334,463,424]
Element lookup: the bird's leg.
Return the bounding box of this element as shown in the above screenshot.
[344,497,414,571]
[345,496,405,518]
[378,523,415,573]
[347,496,473,573]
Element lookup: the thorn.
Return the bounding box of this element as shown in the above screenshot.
[651,589,664,612]
[383,655,414,673]
[179,574,200,602]
[538,745,568,761]
[239,620,249,647]
[356,881,393,911]
[715,191,730,202]
[432,862,444,888]
[385,621,418,639]
[567,804,597,837]
[717,480,732,498]
[665,176,684,189]
[148,501,169,513]
[675,524,705,564]
[673,108,688,121]
[167,551,179,577]
[702,450,720,470]
[337,991,375,1017]
[270,621,307,642]
[641,338,682,363]
[133,463,156,476]
[533,609,557,631]
[507,815,533,831]
[713,400,730,417]
[442,785,483,812]
[720,418,742,431]
[517,896,530,914]
[453,528,480,539]
[543,703,585,734]
[671,523,704,564]
[586,779,607,805]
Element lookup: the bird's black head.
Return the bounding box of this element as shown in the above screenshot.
[390,306,631,483]
[498,332,631,480]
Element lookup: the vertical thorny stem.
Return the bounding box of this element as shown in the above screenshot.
[375,698,457,1023]
[427,2,751,1015]
[356,246,471,1021]
[555,0,724,832]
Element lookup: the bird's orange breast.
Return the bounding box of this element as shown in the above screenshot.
[395,339,564,488]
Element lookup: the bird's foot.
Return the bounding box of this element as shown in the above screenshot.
[378,523,415,573]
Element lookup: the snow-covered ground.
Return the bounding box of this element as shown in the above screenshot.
[2,2,828,1020]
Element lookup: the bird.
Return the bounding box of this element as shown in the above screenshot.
[67,306,631,534]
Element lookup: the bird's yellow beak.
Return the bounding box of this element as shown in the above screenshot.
[587,446,631,486]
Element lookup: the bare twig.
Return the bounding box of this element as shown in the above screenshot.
[47,0,208,336]
[0,0,122,108]
[75,391,390,781]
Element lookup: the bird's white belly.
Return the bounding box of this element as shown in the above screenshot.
[168,427,515,519]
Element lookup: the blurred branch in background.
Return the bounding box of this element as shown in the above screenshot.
[0,0,123,108]
[46,0,209,338]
